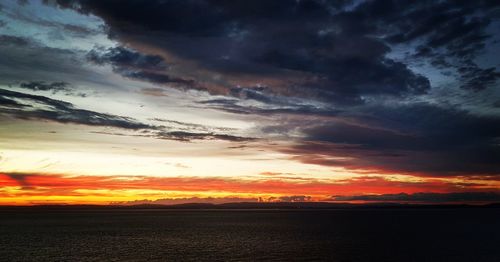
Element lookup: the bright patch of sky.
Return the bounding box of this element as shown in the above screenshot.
[0,0,114,51]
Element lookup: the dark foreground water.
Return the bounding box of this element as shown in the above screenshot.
[1,208,500,261]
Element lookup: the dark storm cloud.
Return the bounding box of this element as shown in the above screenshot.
[49,0,435,103]
[44,0,500,175]
[283,103,500,175]
[356,0,500,90]
[87,46,196,88]
[304,104,500,151]
[197,98,250,114]
[45,0,499,113]
[458,66,500,91]
[198,94,341,117]
[330,192,500,203]
[87,46,166,70]
[123,71,195,86]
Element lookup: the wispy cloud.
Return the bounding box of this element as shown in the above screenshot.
[0,88,254,142]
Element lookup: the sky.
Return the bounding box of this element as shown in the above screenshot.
[0,0,500,205]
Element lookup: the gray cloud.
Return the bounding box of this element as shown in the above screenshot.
[19,81,70,92]
[330,192,500,203]
[4,173,32,189]
[0,34,30,46]
[19,0,500,177]
[3,1,99,38]
[0,33,109,89]
[151,118,236,133]
[87,46,167,70]
[157,131,254,143]
[0,88,254,142]
[48,0,438,104]
[281,103,500,175]
[0,88,151,129]
[87,46,197,89]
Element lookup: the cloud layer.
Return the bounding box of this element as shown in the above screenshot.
[43,0,500,177]
[0,1,499,204]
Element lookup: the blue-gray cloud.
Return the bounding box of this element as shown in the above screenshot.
[0,88,151,129]
[29,0,500,177]
[0,88,254,142]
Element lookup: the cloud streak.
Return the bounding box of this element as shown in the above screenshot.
[0,88,151,129]
[330,192,500,203]
[0,88,254,142]
[280,103,500,176]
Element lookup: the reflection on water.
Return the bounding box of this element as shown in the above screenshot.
[1,209,499,261]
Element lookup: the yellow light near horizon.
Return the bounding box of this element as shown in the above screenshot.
[0,148,360,181]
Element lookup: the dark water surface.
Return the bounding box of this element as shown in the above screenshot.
[1,208,499,261]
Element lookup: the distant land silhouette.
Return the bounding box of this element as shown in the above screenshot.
[2,202,499,210]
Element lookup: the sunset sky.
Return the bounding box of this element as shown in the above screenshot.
[1,0,500,205]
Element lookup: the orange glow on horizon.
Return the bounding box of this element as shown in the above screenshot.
[1,172,498,205]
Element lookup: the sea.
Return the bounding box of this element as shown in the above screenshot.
[1,208,499,261]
